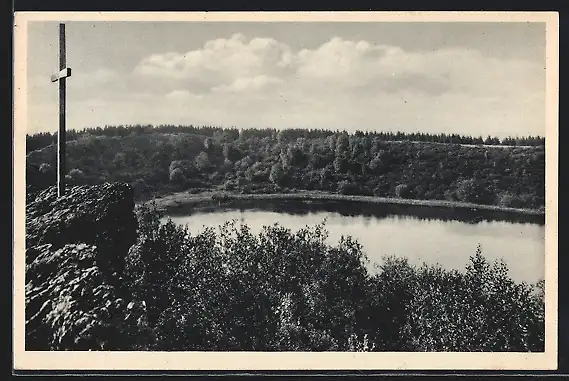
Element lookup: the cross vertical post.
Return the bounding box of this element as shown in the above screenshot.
[58,23,66,197]
[51,23,72,197]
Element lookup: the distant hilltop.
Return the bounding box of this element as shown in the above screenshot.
[25,124,545,153]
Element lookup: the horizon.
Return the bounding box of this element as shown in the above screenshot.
[24,123,545,140]
[27,21,546,139]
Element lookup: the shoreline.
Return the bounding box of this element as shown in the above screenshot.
[142,190,545,217]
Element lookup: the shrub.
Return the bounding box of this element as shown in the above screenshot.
[395,183,411,198]
[338,180,361,195]
[498,192,524,208]
[400,245,544,351]
[27,194,545,352]
[168,167,186,185]
[455,178,494,204]
[118,206,545,352]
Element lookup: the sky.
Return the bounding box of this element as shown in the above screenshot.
[26,21,546,138]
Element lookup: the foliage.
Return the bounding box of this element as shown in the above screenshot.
[169,167,186,185]
[117,204,545,352]
[455,178,494,204]
[25,186,545,352]
[26,125,545,209]
[27,125,545,156]
[398,245,545,351]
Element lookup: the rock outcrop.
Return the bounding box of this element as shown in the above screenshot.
[25,183,145,350]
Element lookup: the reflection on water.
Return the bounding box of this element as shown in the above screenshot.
[164,201,545,285]
[167,198,545,225]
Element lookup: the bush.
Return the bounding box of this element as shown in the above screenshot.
[66,168,86,186]
[27,192,544,352]
[338,180,361,195]
[498,192,525,208]
[118,206,545,352]
[399,245,544,351]
[455,178,494,204]
[169,167,186,185]
[395,183,411,198]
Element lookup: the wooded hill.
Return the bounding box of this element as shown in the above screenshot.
[26,125,545,209]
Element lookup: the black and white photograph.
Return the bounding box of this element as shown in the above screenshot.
[14,11,558,371]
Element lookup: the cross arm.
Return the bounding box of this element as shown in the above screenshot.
[51,67,72,82]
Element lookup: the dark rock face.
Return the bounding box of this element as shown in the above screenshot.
[26,183,137,268]
[25,183,144,350]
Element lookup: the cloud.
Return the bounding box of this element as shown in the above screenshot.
[28,34,545,138]
[133,34,543,101]
[165,89,203,101]
[211,75,284,93]
[294,37,543,98]
[295,38,391,87]
[133,33,293,90]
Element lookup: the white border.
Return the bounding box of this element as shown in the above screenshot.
[13,11,559,371]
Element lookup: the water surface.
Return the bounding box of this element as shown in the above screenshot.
[164,203,545,285]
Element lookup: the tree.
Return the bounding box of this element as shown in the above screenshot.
[296,137,309,152]
[395,183,410,198]
[37,162,56,189]
[455,178,493,204]
[309,143,317,158]
[269,163,285,186]
[169,167,186,184]
[66,168,86,185]
[333,155,348,173]
[169,160,184,174]
[24,124,544,209]
[222,143,241,162]
[327,135,337,152]
[113,152,127,169]
[219,159,234,174]
[319,166,334,190]
[237,156,254,171]
[280,143,307,169]
[132,179,150,196]
[195,152,211,173]
[203,137,214,153]
[246,162,267,182]
[335,134,349,157]
[368,156,382,174]
[39,162,54,175]
[338,180,360,195]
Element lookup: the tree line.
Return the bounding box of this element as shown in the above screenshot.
[26,124,545,153]
[26,125,545,209]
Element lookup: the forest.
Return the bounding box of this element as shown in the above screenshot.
[25,125,546,210]
[25,125,546,153]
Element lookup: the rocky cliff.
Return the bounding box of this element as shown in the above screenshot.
[25,183,146,350]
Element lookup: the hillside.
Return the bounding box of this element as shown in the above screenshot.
[26,125,545,210]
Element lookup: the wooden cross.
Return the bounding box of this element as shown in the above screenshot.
[51,23,71,197]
